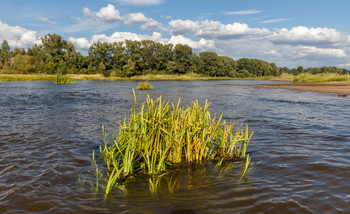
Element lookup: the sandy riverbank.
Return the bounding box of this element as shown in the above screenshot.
[252,81,350,95]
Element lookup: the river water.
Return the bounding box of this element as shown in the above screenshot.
[1,80,349,213]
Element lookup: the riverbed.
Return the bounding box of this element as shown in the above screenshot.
[1,80,349,213]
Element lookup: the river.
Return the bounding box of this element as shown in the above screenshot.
[1,80,349,213]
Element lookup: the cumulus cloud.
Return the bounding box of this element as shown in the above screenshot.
[116,0,164,5]
[169,19,199,35]
[270,26,350,46]
[69,32,166,49]
[168,35,216,51]
[195,20,270,40]
[225,9,263,15]
[124,13,149,25]
[69,31,216,52]
[141,18,165,30]
[82,5,122,23]
[168,19,270,39]
[293,46,346,59]
[68,37,91,49]
[82,7,95,19]
[0,20,41,48]
[96,4,122,23]
[124,13,165,30]
[37,17,56,24]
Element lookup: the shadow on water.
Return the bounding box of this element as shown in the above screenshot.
[1,80,350,213]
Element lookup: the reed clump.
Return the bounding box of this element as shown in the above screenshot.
[54,74,74,85]
[136,81,154,90]
[96,89,253,195]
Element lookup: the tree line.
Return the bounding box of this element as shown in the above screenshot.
[0,34,348,77]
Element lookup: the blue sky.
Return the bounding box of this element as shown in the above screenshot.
[1,0,350,68]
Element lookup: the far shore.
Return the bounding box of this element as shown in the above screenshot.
[0,73,235,81]
[1,73,350,95]
[250,81,350,95]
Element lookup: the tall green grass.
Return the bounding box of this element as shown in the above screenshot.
[54,74,75,85]
[96,89,253,195]
[136,81,153,90]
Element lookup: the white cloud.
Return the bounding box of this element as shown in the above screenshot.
[225,9,263,15]
[195,20,270,40]
[270,26,349,46]
[169,19,199,35]
[68,37,90,49]
[116,0,164,5]
[69,32,216,52]
[168,19,270,39]
[96,4,122,23]
[141,18,165,30]
[124,13,149,25]
[0,20,41,48]
[293,46,346,58]
[37,17,56,24]
[168,35,216,51]
[124,13,165,30]
[70,32,167,49]
[82,7,95,19]
[260,19,290,24]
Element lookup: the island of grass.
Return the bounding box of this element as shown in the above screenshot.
[93,90,253,195]
[54,74,75,85]
[136,81,153,90]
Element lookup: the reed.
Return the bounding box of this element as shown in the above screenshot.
[97,89,253,195]
[136,81,154,90]
[54,74,75,85]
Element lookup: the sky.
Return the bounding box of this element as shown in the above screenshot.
[1,0,350,69]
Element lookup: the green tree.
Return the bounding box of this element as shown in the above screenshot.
[154,43,173,72]
[111,41,127,72]
[217,56,237,77]
[122,58,136,77]
[57,60,68,75]
[198,52,218,76]
[125,40,142,75]
[174,44,192,74]
[297,66,304,74]
[140,40,156,74]
[0,40,10,63]
[12,55,36,73]
[270,63,280,76]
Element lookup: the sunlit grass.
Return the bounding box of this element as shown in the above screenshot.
[0,74,55,81]
[293,73,350,83]
[95,89,253,195]
[54,74,75,85]
[136,81,153,90]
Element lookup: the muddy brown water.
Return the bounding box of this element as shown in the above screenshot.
[1,80,350,213]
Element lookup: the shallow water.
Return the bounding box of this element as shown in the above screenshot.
[1,80,349,213]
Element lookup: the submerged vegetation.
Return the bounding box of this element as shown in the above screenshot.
[93,90,253,195]
[136,81,153,90]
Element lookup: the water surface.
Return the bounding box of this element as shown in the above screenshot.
[1,80,349,213]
